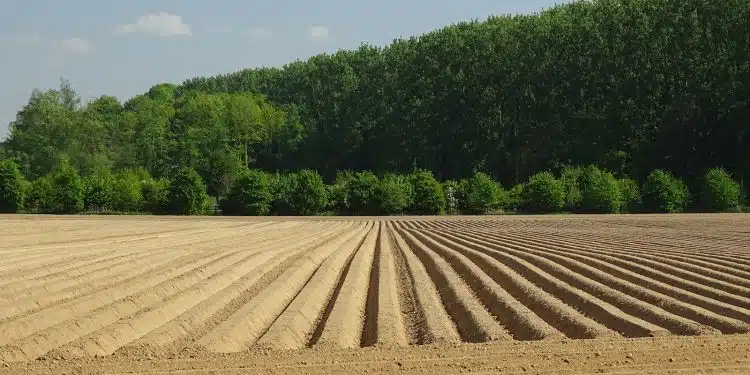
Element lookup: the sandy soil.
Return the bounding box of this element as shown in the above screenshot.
[0,213,748,374]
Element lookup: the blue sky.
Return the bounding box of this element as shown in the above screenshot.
[0,0,568,139]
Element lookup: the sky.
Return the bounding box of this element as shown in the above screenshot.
[0,0,568,139]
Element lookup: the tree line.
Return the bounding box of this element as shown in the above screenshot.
[0,157,743,215]
[1,0,749,214]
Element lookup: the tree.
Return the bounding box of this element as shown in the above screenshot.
[408,170,445,215]
[0,159,26,213]
[522,172,565,213]
[51,162,85,214]
[578,165,622,214]
[373,174,411,215]
[110,169,145,212]
[167,167,209,215]
[462,171,503,214]
[288,169,328,215]
[222,169,272,215]
[346,171,379,215]
[83,171,113,212]
[702,167,741,212]
[642,169,690,213]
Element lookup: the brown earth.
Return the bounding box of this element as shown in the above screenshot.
[0,213,749,374]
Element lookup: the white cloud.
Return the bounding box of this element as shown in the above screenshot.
[0,32,42,48]
[56,37,91,55]
[308,25,329,41]
[115,12,192,37]
[244,27,273,39]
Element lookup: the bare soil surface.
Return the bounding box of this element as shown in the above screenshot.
[0,213,748,374]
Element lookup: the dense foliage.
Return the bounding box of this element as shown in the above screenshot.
[222,168,272,216]
[0,159,25,213]
[521,172,565,213]
[167,167,209,215]
[2,0,749,215]
[702,167,742,212]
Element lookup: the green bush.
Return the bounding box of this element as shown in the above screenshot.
[288,169,328,215]
[83,172,113,212]
[110,170,144,212]
[142,177,169,214]
[0,159,26,213]
[268,172,296,215]
[26,176,54,213]
[222,169,272,216]
[702,167,741,212]
[618,178,641,213]
[642,169,690,213]
[346,171,379,215]
[51,164,85,214]
[578,165,622,213]
[373,174,411,215]
[521,171,565,213]
[560,166,583,211]
[504,183,525,211]
[167,167,209,215]
[327,170,355,214]
[408,170,445,215]
[462,172,503,214]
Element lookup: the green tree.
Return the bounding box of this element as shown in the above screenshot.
[618,178,641,213]
[642,170,690,213]
[522,172,565,213]
[578,165,622,213]
[110,169,145,212]
[167,167,209,215]
[142,177,170,214]
[408,170,445,215]
[83,171,113,212]
[222,169,272,216]
[51,162,85,214]
[288,169,328,215]
[462,171,503,214]
[346,171,379,215]
[702,167,741,212]
[373,174,411,215]
[0,159,26,213]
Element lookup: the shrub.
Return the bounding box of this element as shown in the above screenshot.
[222,169,272,216]
[578,165,622,213]
[618,178,641,213]
[346,171,379,215]
[642,169,690,213]
[83,172,113,212]
[0,159,26,213]
[288,169,328,215]
[328,170,355,214]
[702,167,741,212]
[26,176,54,213]
[167,167,209,215]
[463,172,503,214]
[560,166,583,211]
[504,183,525,211]
[110,170,144,212]
[268,172,296,215]
[521,172,565,213]
[373,174,411,215]
[408,170,445,215]
[142,177,169,214]
[51,165,85,214]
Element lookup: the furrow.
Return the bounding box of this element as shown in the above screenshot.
[370,223,409,348]
[193,222,369,353]
[314,222,381,349]
[393,224,512,343]
[126,222,354,355]
[255,222,375,350]
[406,227,611,340]
[386,222,461,344]
[429,229,702,337]
[459,230,750,334]
[0,241,274,362]
[484,231,750,322]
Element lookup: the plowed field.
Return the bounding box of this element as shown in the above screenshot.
[1,214,749,374]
